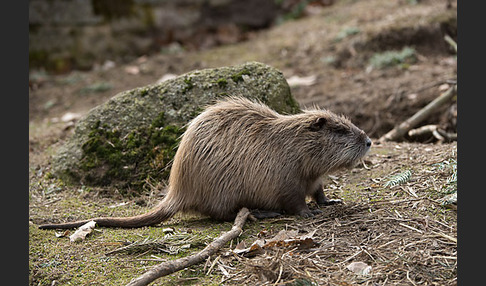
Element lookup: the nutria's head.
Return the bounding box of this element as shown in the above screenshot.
[296,108,371,174]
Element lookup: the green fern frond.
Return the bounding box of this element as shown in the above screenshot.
[432,157,457,193]
[447,161,457,184]
[384,170,412,187]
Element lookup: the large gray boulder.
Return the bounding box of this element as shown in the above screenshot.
[52,61,300,192]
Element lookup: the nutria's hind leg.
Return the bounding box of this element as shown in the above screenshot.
[281,194,315,218]
[250,209,282,219]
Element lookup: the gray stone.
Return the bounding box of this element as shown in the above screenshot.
[51,61,300,192]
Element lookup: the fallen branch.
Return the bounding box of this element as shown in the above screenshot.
[408,124,457,143]
[126,208,251,286]
[379,85,457,142]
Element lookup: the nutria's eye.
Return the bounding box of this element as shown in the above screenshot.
[309,117,327,131]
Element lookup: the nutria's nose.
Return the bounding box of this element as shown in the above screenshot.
[366,137,372,147]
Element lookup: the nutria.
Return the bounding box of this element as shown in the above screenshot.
[39,97,371,229]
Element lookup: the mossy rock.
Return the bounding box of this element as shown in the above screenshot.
[51,61,300,193]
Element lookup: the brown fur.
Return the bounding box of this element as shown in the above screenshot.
[39,97,371,229]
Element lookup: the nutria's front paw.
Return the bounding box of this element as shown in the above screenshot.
[298,209,315,218]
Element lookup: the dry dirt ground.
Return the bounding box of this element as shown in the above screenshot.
[29,0,457,285]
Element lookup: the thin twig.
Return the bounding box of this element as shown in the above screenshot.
[432,231,457,243]
[444,35,457,53]
[206,255,221,275]
[274,264,284,285]
[399,223,423,234]
[379,85,457,142]
[407,271,417,286]
[339,249,363,265]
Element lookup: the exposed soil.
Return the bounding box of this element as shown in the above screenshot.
[29,0,457,139]
[29,141,457,285]
[29,0,457,285]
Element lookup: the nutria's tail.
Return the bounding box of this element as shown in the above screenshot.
[38,197,179,229]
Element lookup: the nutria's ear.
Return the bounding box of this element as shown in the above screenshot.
[309,117,327,131]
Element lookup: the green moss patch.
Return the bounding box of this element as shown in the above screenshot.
[230,68,251,83]
[369,47,416,69]
[79,112,184,192]
[182,77,194,93]
[216,78,228,88]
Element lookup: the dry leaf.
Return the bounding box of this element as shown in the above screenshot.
[247,243,265,257]
[267,229,299,242]
[233,240,265,257]
[55,230,70,238]
[162,227,175,234]
[156,73,177,84]
[61,112,81,123]
[108,202,129,208]
[287,75,317,87]
[69,221,96,242]
[438,83,450,91]
[346,261,372,275]
[232,229,318,257]
[136,55,148,64]
[261,229,319,250]
[124,66,140,75]
[234,240,246,250]
[257,229,269,237]
[101,60,115,71]
[263,237,317,250]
